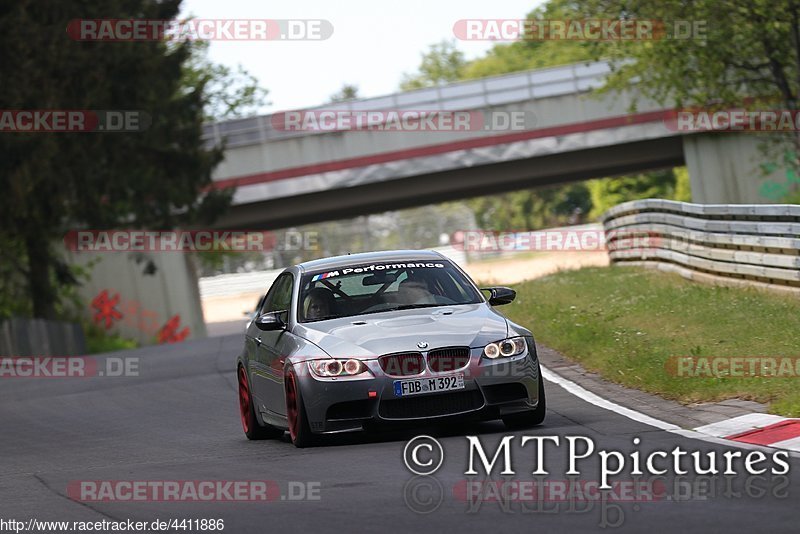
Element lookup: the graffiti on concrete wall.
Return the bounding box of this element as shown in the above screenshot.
[91,289,190,344]
[759,155,800,201]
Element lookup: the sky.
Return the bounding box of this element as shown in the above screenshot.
[181,0,544,112]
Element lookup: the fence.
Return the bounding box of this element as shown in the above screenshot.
[0,318,86,356]
[601,199,800,295]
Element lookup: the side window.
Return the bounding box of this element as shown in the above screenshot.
[262,274,294,313]
[254,294,267,314]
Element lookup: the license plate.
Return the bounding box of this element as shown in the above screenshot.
[393,373,465,397]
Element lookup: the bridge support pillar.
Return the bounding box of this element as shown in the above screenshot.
[682,133,788,204]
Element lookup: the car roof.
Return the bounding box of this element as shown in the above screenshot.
[297,249,446,273]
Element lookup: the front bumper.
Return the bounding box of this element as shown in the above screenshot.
[296,343,541,434]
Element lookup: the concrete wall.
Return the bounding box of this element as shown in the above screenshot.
[66,249,207,345]
[683,133,786,204]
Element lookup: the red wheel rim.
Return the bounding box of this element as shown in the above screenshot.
[238,366,251,434]
[285,372,299,441]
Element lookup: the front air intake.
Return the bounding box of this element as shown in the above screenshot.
[379,352,424,376]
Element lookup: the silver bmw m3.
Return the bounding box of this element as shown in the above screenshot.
[236,249,545,447]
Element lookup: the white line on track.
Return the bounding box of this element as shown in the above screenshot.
[540,365,800,458]
[694,414,786,438]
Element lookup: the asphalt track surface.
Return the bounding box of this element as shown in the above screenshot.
[2,334,799,533]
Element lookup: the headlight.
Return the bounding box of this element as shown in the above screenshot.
[308,359,370,378]
[483,337,527,359]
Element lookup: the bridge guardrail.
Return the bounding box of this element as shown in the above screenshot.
[601,199,800,294]
[202,61,612,149]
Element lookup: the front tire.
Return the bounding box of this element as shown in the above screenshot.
[285,367,316,448]
[238,365,283,440]
[502,367,546,429]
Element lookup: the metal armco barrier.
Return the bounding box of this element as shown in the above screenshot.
[601,199,800,295]
[0,318,86,356]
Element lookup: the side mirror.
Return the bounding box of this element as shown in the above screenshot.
[254,311,286,331]
[482,286,516,306]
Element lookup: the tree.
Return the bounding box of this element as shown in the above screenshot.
[586,169,685,219]
[400,41,467,91]
[463,0,608,79]
[577,0,800,199]
[182,40,270,121]
[328,84,360,103]
[578,0,799,112]
[468,184,592,232]
[399,0,702,226]
[182,39,270,275]
[0,0,233,319]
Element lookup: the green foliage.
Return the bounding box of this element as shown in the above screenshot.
[83,321,139,354]
[0,235,96,321]
[587,168,683,219]
[462,42,542,79]
[577,0,800,111]
[463,0,607,78]
[673,167,692,202]
[577,0,800,188]
[467,183,591,231]
[0,236,31,320]
[398,0,693,228]
[783,190,800,204]
[0,0,250,319]
[504,266,800,416]
[400,41,467,91]
[182,40,270,121]
[328,84,360,103]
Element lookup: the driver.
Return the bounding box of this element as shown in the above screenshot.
[303,287,336,320]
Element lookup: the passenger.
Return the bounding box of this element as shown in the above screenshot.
[396,272,434,305]
[304,287,337,320]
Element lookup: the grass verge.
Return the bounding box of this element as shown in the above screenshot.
[83,322,139,354]
[503,266,800,416]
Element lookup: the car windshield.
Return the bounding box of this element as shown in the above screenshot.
[298,260,483,323]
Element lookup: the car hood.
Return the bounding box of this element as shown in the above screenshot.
[293,303,508,358]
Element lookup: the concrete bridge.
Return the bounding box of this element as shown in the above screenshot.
[71,62,785,345]
[203,61,777,229]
